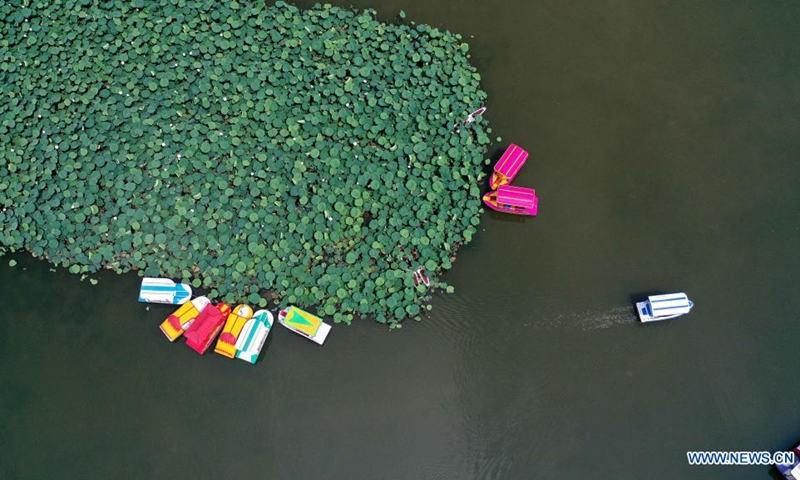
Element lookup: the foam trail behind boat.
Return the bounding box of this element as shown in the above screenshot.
[532,306,638,331]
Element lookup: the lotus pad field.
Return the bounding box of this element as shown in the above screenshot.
[0,1,492,324]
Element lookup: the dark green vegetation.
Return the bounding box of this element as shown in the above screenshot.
[0,1,491,324]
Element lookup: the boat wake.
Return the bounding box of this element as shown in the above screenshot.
[433,291,638,334]
[541,306,638,331]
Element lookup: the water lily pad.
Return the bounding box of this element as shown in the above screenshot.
[0,1,491,326]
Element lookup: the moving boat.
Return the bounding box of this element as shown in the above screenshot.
[636,293,694,323]
[139,277,193,305]
[235,310,275,364]
[482,185,539,216]
[278,306,331,345]
[184,303,232,354]
[214,304,255,359]
[490,144,529,190]
[159,296,211,342]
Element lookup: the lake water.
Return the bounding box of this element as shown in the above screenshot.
[3,1,800,479]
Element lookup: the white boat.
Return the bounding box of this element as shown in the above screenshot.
[636,293,693,323]
[278,306,331,345]
[138,277,193,305]
[235,310,275,364]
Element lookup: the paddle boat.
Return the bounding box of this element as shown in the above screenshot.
[413,268,430,287]
[139,277,192,305]
[778,458,800,479]
[776,442,800,478]
[636,293,694,323]
[159,296,211,342]
[184,303,232,354]
[278,306,332,345]
[235,310,275,364]
[214,304,255,359]
[482,185,539,216]
[453,107,486,131]
[490,143,529,190]
[465,106,486,124]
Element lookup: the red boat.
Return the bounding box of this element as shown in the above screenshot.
[184,303,231,355]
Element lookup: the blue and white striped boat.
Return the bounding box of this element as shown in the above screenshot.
[636,293,693,323]
[138,277,193,305]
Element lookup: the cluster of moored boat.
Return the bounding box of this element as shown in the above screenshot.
[139,278,331,364]
[482,143,539,216]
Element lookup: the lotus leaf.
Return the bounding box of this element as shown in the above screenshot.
[0,1,491,326]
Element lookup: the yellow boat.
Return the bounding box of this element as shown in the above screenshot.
[214,304,254,358]
[159,296,211,342]
[277,306,331,345]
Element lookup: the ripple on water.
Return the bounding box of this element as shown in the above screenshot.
[430,291,512,362]
[538,305,639,331]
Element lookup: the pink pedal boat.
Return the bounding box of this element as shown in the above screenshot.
[184,303,232,355]
[490,144,529,190]
[483,185,539,216]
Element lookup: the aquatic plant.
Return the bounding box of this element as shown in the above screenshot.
[0,1,491,324]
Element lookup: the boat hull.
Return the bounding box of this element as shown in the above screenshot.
[159,296,211,342]
[139,277,193,305]
[214,304,254,359]
[278,307,331,345]
[775,442,800,478]
[490,144,529,190]
[489,172,507,191]
[235,310,274,364]
[482,195,538,216]
[184,303,231,354]
[637,301,687,323]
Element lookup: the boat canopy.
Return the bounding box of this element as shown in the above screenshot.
[494,144,528,179]
[497,185,537,209]
[283,306,322,337]
[648,293,692,317]
[139,277,192,304]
